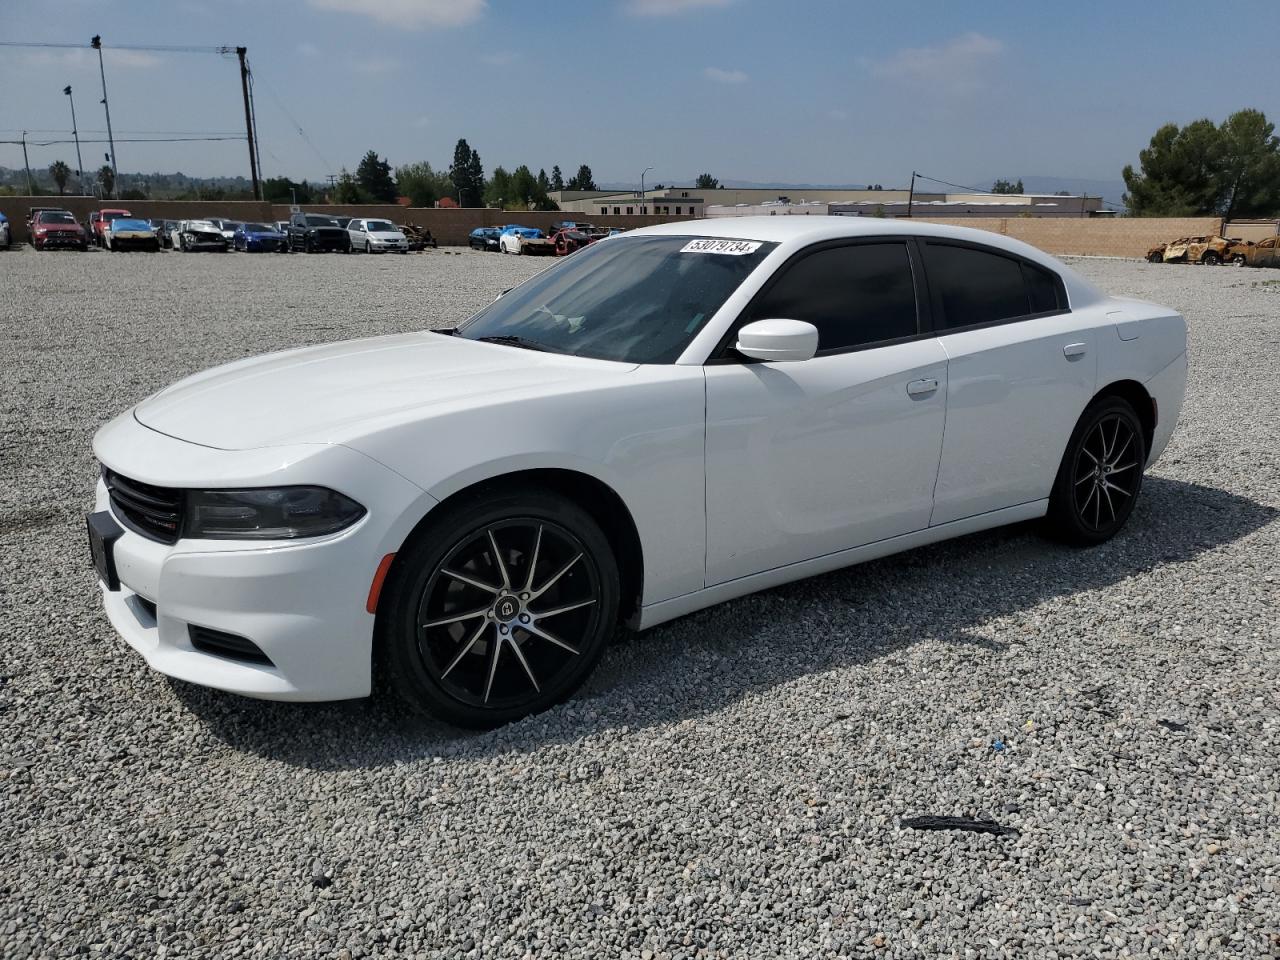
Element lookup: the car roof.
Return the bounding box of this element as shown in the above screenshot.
[628,215,1107,307]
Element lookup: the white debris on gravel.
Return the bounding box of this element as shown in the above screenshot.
[1,247,1277,959]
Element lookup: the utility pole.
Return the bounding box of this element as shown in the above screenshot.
[64,85,85,194]
[906,171,916,218]
[235,47,261,200]
[21,131,33,194]
[90,36,118,193]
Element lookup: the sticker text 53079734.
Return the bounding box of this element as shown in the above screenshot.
[679,238,764,256]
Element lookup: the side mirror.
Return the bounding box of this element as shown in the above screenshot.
[734,319,819,362]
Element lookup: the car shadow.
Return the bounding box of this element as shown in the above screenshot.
[171,476,1277,770]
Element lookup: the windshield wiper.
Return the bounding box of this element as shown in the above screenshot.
[474,334,562,354]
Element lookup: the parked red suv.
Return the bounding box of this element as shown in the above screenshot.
[31,209,89,251]
[90,208,131,248]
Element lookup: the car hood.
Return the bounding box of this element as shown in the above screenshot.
[367,231,405,240]
[133,332,637,450]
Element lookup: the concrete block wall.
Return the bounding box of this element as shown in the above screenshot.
[917,216,1224,259]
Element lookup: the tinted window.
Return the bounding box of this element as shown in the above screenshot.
[924,243,1031,328]
[1023,262,1060,313]
[747,242,918,351]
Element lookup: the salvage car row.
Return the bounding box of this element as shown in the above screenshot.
[1,207,441,254]
[469,221,623,256]
[1145,233,1280,267]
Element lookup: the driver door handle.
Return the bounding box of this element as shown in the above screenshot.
[1063,342,1088,359]
[906,378,939,397]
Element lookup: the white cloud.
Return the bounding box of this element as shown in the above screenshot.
[307,0,485,29]
[296,41,321,57]
[865,31,1003,92]
[626,0,732,15]
[353,58,401,75]
[704,66,748,84]
[412,116,430,128]
[19,48,163,70]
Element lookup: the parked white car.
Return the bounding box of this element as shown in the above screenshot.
[347,218,409,254]
[206,218,243,243]
[89,217,1186,727]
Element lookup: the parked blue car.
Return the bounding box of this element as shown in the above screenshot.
[468,226,500,251]
[232,221,289,253]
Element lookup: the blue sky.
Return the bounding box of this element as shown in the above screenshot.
[2,0,1278,193]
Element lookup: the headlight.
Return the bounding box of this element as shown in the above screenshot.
[185,487,365,540]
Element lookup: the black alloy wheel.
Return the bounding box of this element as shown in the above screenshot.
[1202,251,1222,266]
[1046,397,1146,545]
[380,488,619,728]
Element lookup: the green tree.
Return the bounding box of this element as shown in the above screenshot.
[356,150,398,203]
[49,160,71,195]
[396,161,454,207]
[1123,109,1280,217]
[991,178,1023,194]
[262,176,313,204]
[334,168,363,204]
[484,166,512,208]
[450,139,486,207]
[694,173,720,190]
[550,165,564,191]
[96,164,115,198]
[566,164,596,191]
[537,168,551,195]
[509,165,538,208]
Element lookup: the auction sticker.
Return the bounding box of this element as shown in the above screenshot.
[679,238,763,255]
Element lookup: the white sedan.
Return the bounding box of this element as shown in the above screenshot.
[347,218,409,254]
[89,218,1187,727]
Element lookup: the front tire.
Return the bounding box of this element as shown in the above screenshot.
[1202,251,1222,266]
[1044,397,1146,545]
[379,487,619,728]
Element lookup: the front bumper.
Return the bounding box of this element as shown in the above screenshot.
[35,232,87,249]
[91,415,434,701]
[111,234,158,249]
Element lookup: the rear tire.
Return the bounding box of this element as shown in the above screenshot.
[379,487,619,728]
[1044,397,1147,545]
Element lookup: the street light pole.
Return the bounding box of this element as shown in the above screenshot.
[64,85,85,194]
[90,36,118,194]
[640,166,653,213]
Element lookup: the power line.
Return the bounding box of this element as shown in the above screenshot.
[3,136,246,147]
[0,40,236,54]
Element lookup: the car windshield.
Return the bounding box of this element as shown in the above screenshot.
[366,220,395,232]
[222,222,242,230]
[38,212,77,224]
[243,223,271,232]
[102,211,125,222]
[305,215,337,227]
[457,235,777,364]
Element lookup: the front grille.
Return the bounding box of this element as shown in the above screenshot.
[189,625,273,665]
[104,468,183,543]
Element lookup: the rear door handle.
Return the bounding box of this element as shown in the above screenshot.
[907,378,939,397]
[1063,342,1088,359]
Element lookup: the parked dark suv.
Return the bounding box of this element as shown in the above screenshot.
[287,213,351,253]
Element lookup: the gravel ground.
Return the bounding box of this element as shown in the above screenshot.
[2,246,1278,959]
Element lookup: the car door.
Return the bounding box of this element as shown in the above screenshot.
[703,239,949,585]
[921,240,1100,525]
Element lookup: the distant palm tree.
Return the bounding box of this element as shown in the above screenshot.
[49,160,71,195]
[97,164,115,199]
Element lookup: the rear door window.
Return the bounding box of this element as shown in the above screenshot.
[923,243,1065,329]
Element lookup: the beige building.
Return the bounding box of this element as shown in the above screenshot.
[549,186,926,217]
